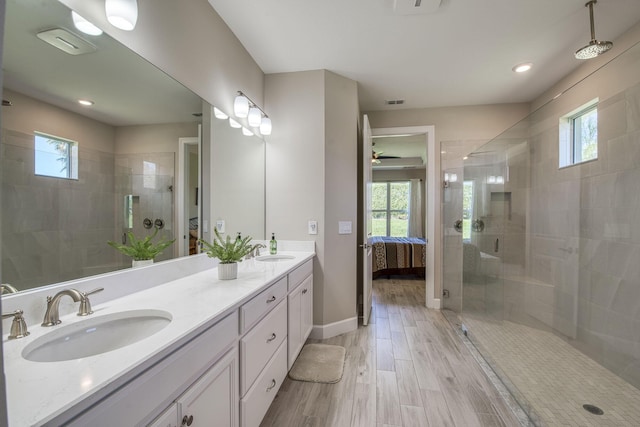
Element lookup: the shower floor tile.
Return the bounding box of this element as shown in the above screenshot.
[461,316,640,426]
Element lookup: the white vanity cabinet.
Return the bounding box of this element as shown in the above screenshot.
[66,312,239,427]
[287,260,313,369]
[149,348,238,427]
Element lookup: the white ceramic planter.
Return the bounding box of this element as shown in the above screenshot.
[218,262,238,280]
[132,259,154,268]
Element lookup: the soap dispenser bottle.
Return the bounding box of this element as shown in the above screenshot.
[270,233,277,255]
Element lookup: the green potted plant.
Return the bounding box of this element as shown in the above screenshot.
[108,227,175,268]
[199,229,260,280]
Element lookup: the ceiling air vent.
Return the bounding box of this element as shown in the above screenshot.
[385,99,405,105]
[36,28,97,55]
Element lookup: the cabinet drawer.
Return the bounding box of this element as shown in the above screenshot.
[288,259,312,291]
[240,299,287,396]
[240,339,287,427]
[240,276,287,333]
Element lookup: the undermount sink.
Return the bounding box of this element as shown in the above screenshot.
[255,254,295,262]
[22,309,172,362]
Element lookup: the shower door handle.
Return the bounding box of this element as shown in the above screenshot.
[494,238,499,253]
[454,220,463,233]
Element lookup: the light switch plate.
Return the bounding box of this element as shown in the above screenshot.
[338,221,352,235]
[308,220,318,235]
[216,220,225,233]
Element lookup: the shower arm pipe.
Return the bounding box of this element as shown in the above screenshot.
[588,1,597,42]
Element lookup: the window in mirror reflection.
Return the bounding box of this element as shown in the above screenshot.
[143,161,157,189]
[34,132,78,179]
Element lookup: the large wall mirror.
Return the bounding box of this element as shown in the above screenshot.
[1,0,265,295]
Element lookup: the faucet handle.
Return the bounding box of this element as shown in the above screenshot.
[2,309,30,339]
[78,288,104,316]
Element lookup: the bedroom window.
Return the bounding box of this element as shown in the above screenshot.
[372,181,410,237]
[559,99,598,167]
[34,132,78,179]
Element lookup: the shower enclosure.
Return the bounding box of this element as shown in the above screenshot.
[442,39,640,425]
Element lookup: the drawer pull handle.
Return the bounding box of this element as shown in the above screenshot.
[302,288,308,294]
[266,379,277,392]
[182,415,194,426]
[267,333,277,343]
[266,296,276,303]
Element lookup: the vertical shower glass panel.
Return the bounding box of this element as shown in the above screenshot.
[446,39,640,426]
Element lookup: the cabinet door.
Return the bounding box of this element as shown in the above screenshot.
[287,285,303,370]
[177,347,238,427]
[301,275,313,343]
[148,404,179,427]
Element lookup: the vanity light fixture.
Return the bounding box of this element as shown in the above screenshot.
[512,62,532,73]
[242,127,254,136]
[248,106,262,127]
[71,11,103,36]
[229,118,242,128]
[78,99,94,106]
[233,93,250,118]
[105,0,138,31]
[213,107,228,120]
[233,90,272,135]
[259,117,272,135]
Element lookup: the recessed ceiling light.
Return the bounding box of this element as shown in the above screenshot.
[78,99,94,106]
[512,62,533,73]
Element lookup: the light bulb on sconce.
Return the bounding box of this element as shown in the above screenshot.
[105,0,138,31]
[242,127,254,136]
[229,118,242,128]
[71,11,103,36]
[213,107,228,120]
[259,117,272,135]
[248,107,262,127]
[234,94,249,118]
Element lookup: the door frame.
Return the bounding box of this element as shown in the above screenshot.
[177,133,201,257]
[371,125,441,309]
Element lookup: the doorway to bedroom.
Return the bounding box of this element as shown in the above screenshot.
[370,133,427,281]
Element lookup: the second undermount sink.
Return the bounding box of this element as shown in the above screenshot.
[22,309,172,363]
[255,254,295,262]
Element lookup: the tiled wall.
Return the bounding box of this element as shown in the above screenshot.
[1,129,120,290]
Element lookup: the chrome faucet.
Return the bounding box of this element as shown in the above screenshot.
[42,288,104,326]
[1,283,19,294]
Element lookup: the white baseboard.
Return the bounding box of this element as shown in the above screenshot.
[428,298,441,310]
[309,316,358,340]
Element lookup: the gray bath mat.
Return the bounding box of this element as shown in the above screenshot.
[288,343,346,383]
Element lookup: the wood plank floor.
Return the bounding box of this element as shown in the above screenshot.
[261,278,521,427]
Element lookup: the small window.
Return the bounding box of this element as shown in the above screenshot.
[559,100,598,168]
[371,181,410,237]
[34,132,78,179]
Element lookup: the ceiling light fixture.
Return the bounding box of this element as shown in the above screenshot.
[71,11,103,36]
[78,99,94,106]
[233,90,272,135]
[575,0,612,60]
[105,0,138,31]
[512,62,533,73]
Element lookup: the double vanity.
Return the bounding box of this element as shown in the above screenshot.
[2,245,315,426]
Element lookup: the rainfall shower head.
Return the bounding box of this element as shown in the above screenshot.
[575,1,612,60]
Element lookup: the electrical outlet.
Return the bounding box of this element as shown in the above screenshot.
[216,220,225,233]
[308,220,318,235]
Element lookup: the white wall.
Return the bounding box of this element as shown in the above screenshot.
[265,70,358,333]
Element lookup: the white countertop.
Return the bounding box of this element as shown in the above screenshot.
[3,251,314,426]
